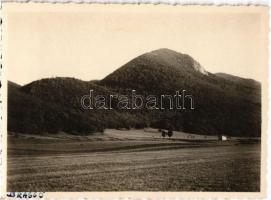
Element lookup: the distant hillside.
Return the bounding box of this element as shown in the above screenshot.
[8,81,21,89]
[8,49,261,137]
[8,78,147,134]
[215,72,261,91]
[8,78,105,134]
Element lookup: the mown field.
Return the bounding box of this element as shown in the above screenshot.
[8,129,261,192]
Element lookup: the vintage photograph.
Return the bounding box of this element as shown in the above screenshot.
[3,4,268,195]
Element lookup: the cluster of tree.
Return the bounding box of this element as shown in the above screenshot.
[160,129,173,138]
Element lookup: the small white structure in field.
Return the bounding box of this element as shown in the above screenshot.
[222,135,227,141]
[218,135,228,141]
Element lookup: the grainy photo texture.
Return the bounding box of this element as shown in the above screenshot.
[3,3,268,197]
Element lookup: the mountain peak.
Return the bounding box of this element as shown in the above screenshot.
[101,48,210,92]
[141,48,209,75]
[150,48,178,54]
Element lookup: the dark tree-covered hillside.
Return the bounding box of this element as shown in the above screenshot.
[8,49,261,137]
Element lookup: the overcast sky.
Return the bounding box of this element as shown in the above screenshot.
[5,4,268,85]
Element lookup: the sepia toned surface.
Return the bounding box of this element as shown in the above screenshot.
[2,3,268,198]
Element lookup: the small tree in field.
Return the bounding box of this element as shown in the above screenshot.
[162,130,166,137]
[167,123,173,138]
[167,130,173,138]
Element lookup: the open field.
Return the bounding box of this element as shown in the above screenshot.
[8,129,261,191]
